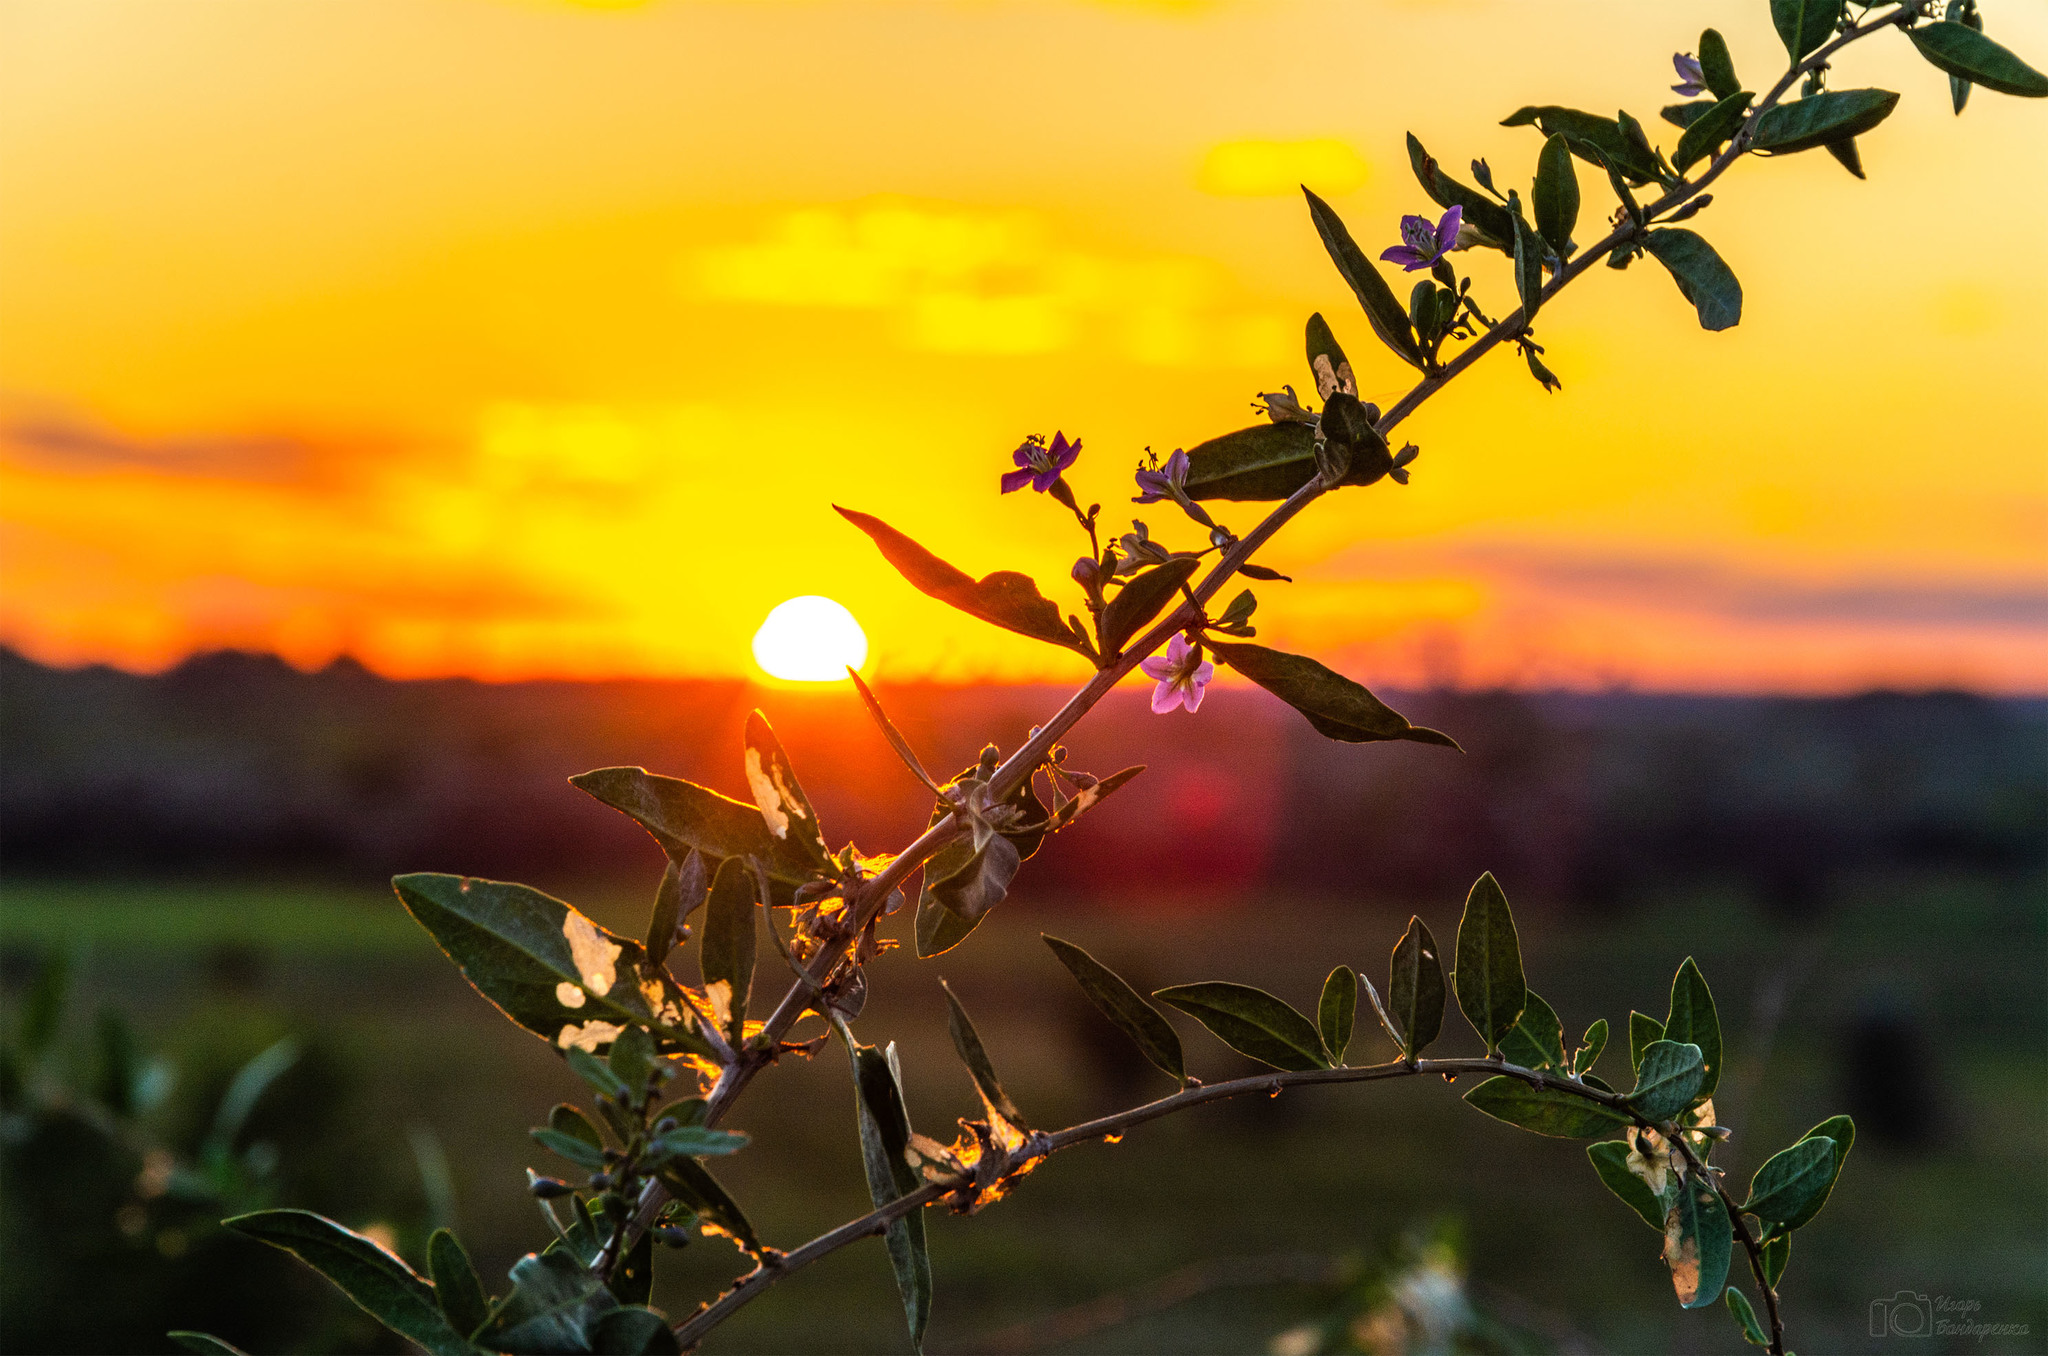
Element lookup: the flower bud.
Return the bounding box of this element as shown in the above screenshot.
[1070,556,1101,589]
[527,1173,574,1200]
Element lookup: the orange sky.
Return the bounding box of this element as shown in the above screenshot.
[2,0,2044,692]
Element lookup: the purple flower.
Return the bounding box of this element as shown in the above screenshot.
[1379,206,1462,273]
[1139,633,1214,715]
[1671,52,1708,97]
[1000,431,1081,494]
[1132,448,1189,504]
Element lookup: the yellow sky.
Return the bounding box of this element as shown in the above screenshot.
[2,0,2044,691]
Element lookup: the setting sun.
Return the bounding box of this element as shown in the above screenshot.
[751,596,868,682]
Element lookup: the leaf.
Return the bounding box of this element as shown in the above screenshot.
[1909,20,2048,98]
[1699,29,1741,102]
[1752,88,1900,156]
[1947,1,1984,113]
[1662,958,1723,1100]
[1642,229,1742,332]
[392,874,711,1058]
[835,506,1092,659]
[530,1126,608,1171]
[1661,100,1717,130]
[1673,91,1753,173]
[1762,1233,1790,1287]
[592,1307,682,1355]
[1207,641,1458,748]
[1500,106,1660,184]
[1588,1140,1667,1231]
[642,1125,750,1164]
[656,1159,760,1255]
[849,1041,931,1351]
[915,892,989,959]
[1823,135,1866,179]
[1318,966,1357,1064]
[1180,423,1318,502]
[567,1046,631,1102]
[609,1025,657,1106]
[1507,194,1545,322]
[611,1232,655,1311]
[570,767,806,896]
[921,832,1022,923]
[644,851,706,969]
[1304,312,1355,399]
[1771,0,1842,61]
[169,1336,250,1355]
[1664,1173,1733,1310]
[479,1249,617,1353]
[224,1210,475,1356]
[1388,917,1446,1059]
[1629,1040,1706,1121]
[1743,1136,1837,1228]
[1573,1018,1609,1074]
[1499,990,1566,1070]
[1532,134,1579,257]
[1463,1077,1631,1138]
[1153,982,1329,1072]
[1302,188,1424,369]
[1100,558,1198,657]
[1041,935,1185,1084]
[428,1230,492,1340]
[1404,133,1517,251]
[1726,1287,1769,1346]
[1763,1114,1854,1237]
[742,712,831,866]
[1317,393,1397,487]
[1628,1011,1665,1072]
[1453,872,1527,1053]
[940,979,1025,1126]
[700,856,758,1043]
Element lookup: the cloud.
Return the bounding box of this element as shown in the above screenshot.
[1197,138,1368,197]
[3,419,315,483]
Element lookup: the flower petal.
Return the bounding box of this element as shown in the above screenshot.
[1139,657,1174,681]
[1435,205,1463,255]
[1149,680,1183,715]
[1000,468,1035,493]
[1380,246,1425,267]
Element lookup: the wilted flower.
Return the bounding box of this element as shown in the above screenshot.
[1001,431,1081,494]
[1256,385,1316,424]
[1132,448,1190,503]
[1671,52,1708,97]
[1380,205,1462,272]
[1139,633,1214,715]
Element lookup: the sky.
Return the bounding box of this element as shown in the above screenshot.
[2,0,2045,692]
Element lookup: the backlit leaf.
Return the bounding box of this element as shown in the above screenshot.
[1041,935,1185,1084]
[1499,989,1566,1070]
[1763,1114,1854,1237]
[1743,1136,1836,1228]
[1100,558,1199,658]
[1153,981,1329,1072]
[645,851,706,969]
[1302,188,1424,369]
[530,1127,606,1171]
[1752,88,1900,155]
[1532,134,1579,258]
[1500,106,1660,184]
[1208,641,1459,748]
[1318,966,1357,1064]
[921,832,1022,924]
[1181,423,1318,502]
[1642,229,1742,332]
[656,1159,760,1256]
[914,893,987,959]
[941,979,1025,1126]
[742,712,830,867]
[1388,916,1446,1059]
[1573,1017,1609,1074]
[1305,312,1355,399]
[1762,1233,1790,1287]
[169,1336,250,1356]
[1726,1287,1769,1346]
[849,1040,931,1351]
[1453,872,1527,1053]
[1664,1173,1732,1309]
[1823,136,1866,179]
[1463,1077,1631,1138]
[592,1307,682,1355]
[1909,20,2048,98]
[1699,29,1741,101]
[225,1210,475,1356]
[700,856,758,1043]
[427,1230,491,1341]
[1674,91,1752,173]
[1771,0,1842,61]
[1628,1011,1664,1072]
[1404,134,1516,251]
[478,1249,615,1353]
[570,767,806,898]
[1661,958,1723,1099]
[1629,1040,1706,1121]
[1588,1139,1668,1230]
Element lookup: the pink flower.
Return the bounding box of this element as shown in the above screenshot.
[1139,633,1214,715]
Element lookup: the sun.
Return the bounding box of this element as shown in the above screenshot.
[751,596,869,682]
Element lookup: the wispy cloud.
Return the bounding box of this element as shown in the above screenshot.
[4,419,316,482]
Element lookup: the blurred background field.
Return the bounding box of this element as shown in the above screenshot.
[4,650,2044,1354]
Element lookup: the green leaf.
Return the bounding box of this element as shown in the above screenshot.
[700,856,758,1043]
[1499,990,1566,1070]
[1674,91,1753,173]
[611,1235,656,1309]
[1153,982,1329,1072]
[914,893,988,959]
[1699,29,1741,102]
[609,1025,657,1106]
[225,1210,475,1355]
[1453,872,1527,1053]
[1771,0,1841,61]
[921,832,1022,924]
[1642,229,1742,332]
[1180,422,1318,503]
[1763,1115,1854,1236]
[1726,1286,1769,1346]
[1628,1011,1664,1072]
[479,1250,616,1353]
[531,1126,608,1171]
[569,767,806,896]
[566,1046,631,1102]
[1761,1233,1790,1288]
[168,1336,250,1356]
[1573,1017,1609,1074]
[1464,1077,1630,1138]
[1532,134,1579,258]
[1207,641,1458,747]
[656,1158,760,1255]
[642,1125,749,1164]
[1909,20,2048,98]
[1305,312,1354,398]
[391,874,712,1058]
[1318,966,1357,1064]
[428,1230,491,1340]
[940,979,1025,1126]
[1743,1136,1836,1228]
[834,506,1093,659]
[1506,193,1545,322]
[1317,393,1397,487]
[1752,88,1900,155]
[1100,558,1198,658]
[1946,1,1984,113]
[1661,100,1717,130]
[1662,958,1723,1101]
[1041,935,1185,1084]
[1588,1140,1667,1231]
[1500,106,1660,184]
[1388,916,1446,1060]
[1404,133,1517,251]
[644,851,705,969]
[592,1307,682,1355]
[1302,188,1424,370]
[742,712,831,867]
[849,1040,931,1351]
[1823,135,1866,179]
[1665,1173,1733,1310]
[1629,1040,1706,1121]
